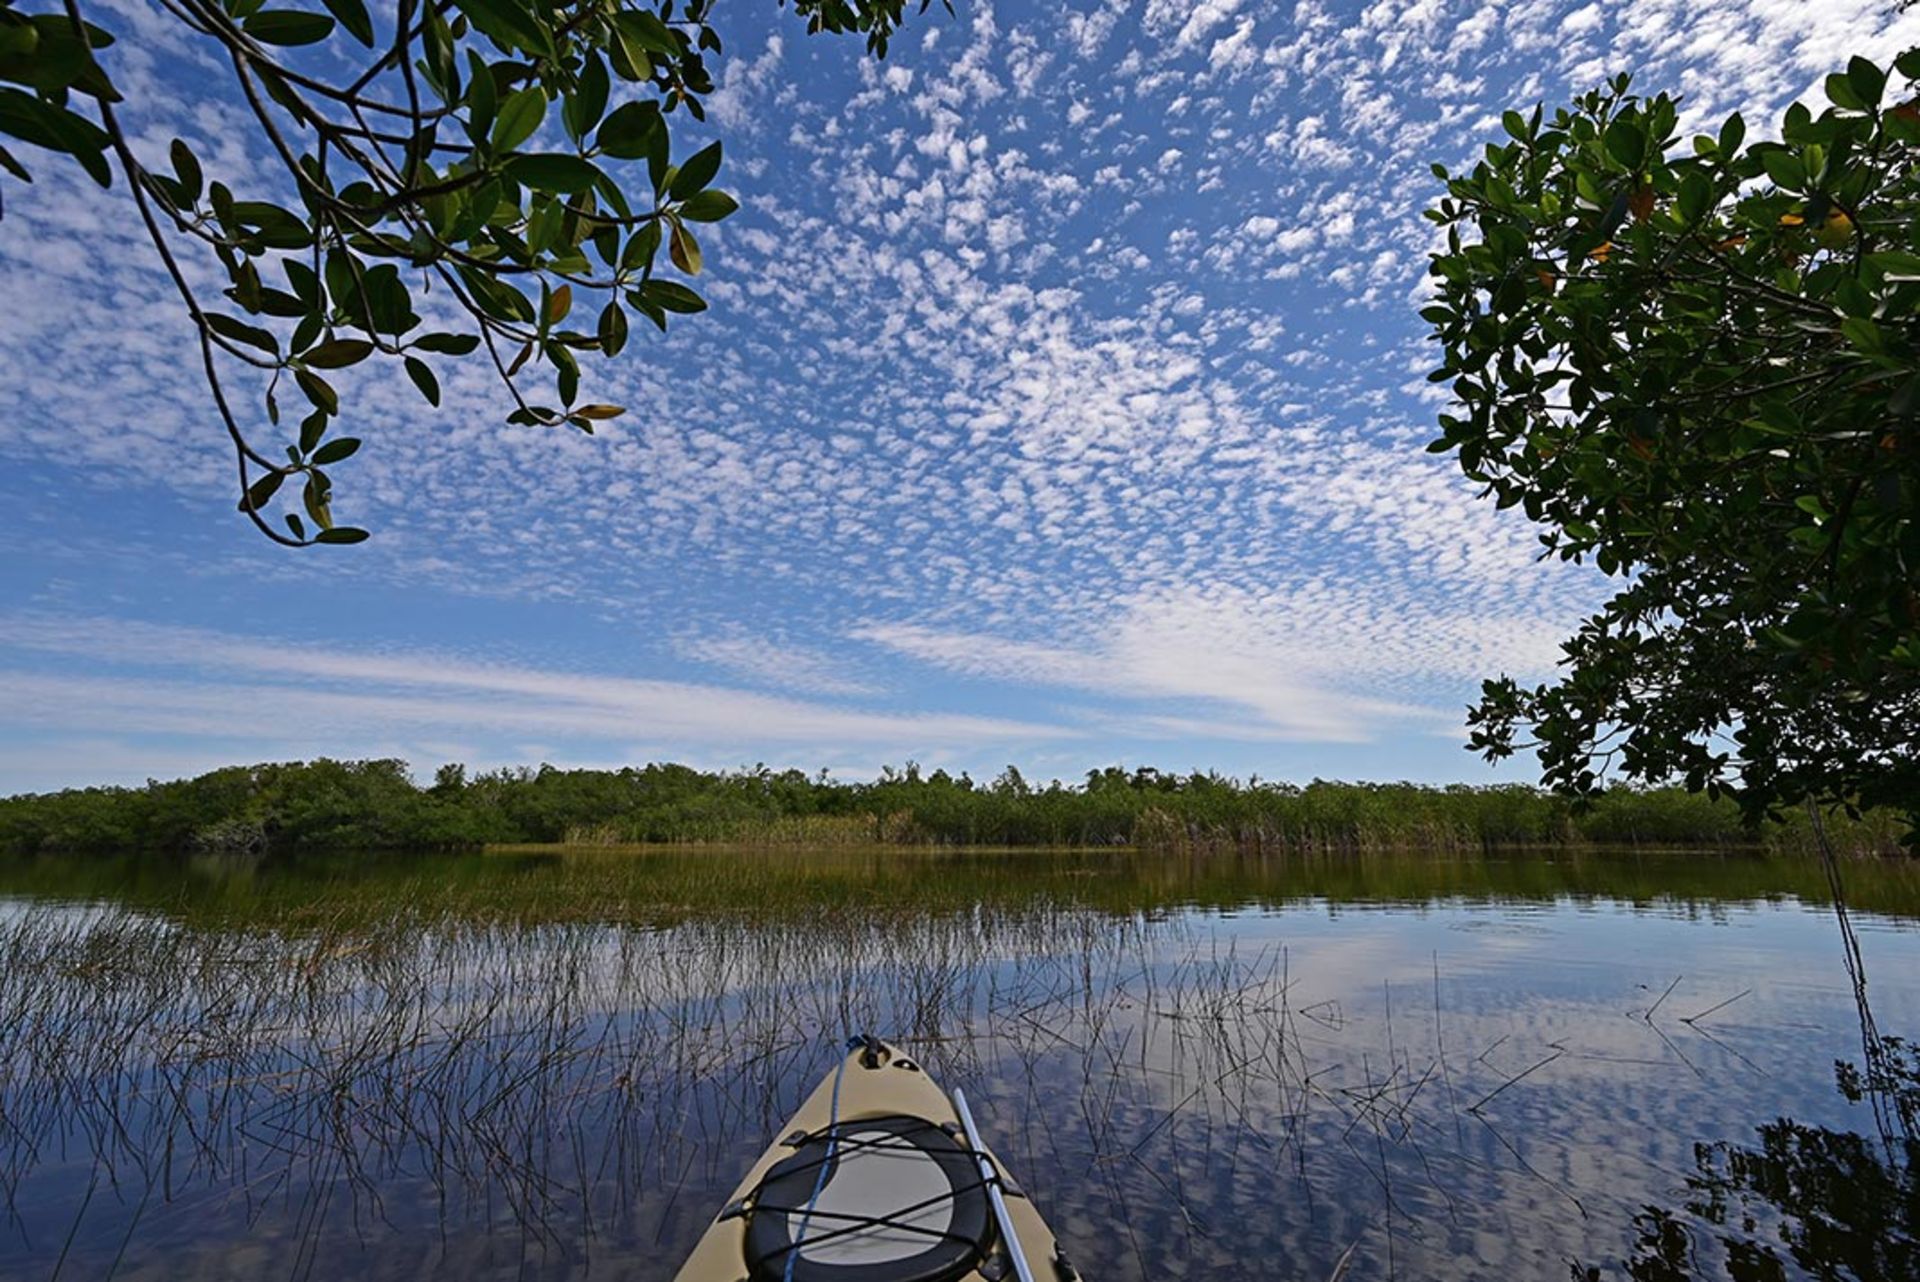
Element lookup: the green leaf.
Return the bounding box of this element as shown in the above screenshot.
[1890,373,1920,418]
[1866,251,1920,284]
[459,266,535,323]
[298,409,328,453]
[591,221,621,267]
[311,437,361,464]
[0,14,39,61]
[295,368,337,413]
[0,15,83,91]
[678,189,737,222]
[491,85,546,152]
[669,141,721,199]
[451,0,553,58]
[413,331,480,355]
[169,138,202,203]
[205,312,278,353]
[1717,113,1745,158]
[303,338,374,368]
[504,152,602,193]
[553,344,579,406]
[231,199,312,249]
[1603,117,1645,169]
[355,262,416,335]
[1840,316,1884,354]
[621,220,661,272]
[1675,170,1712,224]
[597,300,627,357]
[315,526,369,544]
[464,52,498,143]
[668,221,701,275]
[629,295,666,332]
[0,88,111,186]
[1845,56,1886,109]
[302,474,332,529]
[573,403,623,420]
[404,355,441,406]
[289,311,323,354]
[1759,147,1806,192]
[286,512,307,540]
[420,9,455,101]
[640,279,706,313]
[1824,72,1866,112]
[242,10,336,46]
[284,260,321,308]
[319,0,373,45]
[564,52,609,144]
[612,9,678,56]
[607,23,653,83]
[238,469,285,512]
[595,100,664,161]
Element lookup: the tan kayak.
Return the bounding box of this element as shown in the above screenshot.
[673,1036,1078,1282]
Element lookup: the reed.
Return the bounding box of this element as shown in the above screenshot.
[1,849,1915,1279]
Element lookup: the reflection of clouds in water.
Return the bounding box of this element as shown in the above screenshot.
[0,887,1916,1281]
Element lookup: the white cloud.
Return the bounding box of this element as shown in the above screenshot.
[704,33,786,128]
[0,616,1073,765]
[3,0,1913,788]
[673,628,883,697]
[857,585,1572,744]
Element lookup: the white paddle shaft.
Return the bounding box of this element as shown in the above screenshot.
[950,1087,1039,1282]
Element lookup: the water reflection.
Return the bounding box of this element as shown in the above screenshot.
[1588,1050,1919,1281]
[0,849,1913,1281]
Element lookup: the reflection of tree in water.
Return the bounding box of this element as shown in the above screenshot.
[1592,1041,1918,1281]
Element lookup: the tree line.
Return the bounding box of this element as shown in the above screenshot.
[0,759,1906,858]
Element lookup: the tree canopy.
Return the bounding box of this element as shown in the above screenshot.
[0,757,1907,855]
[1424,51,1920,833]
[0,0,934,543]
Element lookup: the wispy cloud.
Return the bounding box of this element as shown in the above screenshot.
[855,586,1568,743]
[0,616,1072,768]
[2,0,1913,787]
[672,627,883,697]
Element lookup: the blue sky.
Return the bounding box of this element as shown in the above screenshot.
[0,0,1914,794]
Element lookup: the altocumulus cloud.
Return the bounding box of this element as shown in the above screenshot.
[0,0,1915,787]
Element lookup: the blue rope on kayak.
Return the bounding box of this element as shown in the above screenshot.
[784,1037,857,1282]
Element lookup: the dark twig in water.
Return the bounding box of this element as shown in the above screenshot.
[1643,974,1684,1023]
[1468,1046,1566,1114]
[1680,989,1752,1026]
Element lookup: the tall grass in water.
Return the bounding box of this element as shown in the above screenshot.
[0,900,1544,1279]
[0,902,1301,1277]
[564,812,918,848]
[4,881,1904,1282]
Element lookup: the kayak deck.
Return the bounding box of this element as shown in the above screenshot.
[673,1039,1073,1282]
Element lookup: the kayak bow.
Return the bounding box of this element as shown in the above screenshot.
[673,1037,1076,1282]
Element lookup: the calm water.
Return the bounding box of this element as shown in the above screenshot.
[0,846,1916,1281]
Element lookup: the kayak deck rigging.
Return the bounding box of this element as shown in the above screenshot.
[672,1037,1075,1282]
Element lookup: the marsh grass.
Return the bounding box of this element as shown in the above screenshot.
[9,842,1920,937]
[1,849,1913,1280]
[0,904,1225,1277]
[4,837,1920,1282]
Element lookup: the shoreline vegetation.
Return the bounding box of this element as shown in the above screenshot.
[0,758,1908,859]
